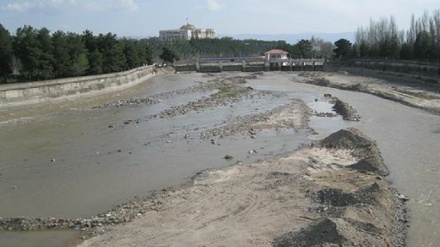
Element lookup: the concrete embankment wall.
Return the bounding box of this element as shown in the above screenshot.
[0,65,156,107]
[342,60,440,84]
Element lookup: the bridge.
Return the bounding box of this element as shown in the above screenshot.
[175,57,325,73]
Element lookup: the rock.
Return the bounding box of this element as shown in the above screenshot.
[224,154,234,160]
[397,193,409,202]
[274,218,346,247]
[50,159,56,162]
[332,99,361,121]
[108,125,115,128]
[248,149,258,154]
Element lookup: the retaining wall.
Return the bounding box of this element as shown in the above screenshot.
[0,65,156,107]
[344,60,440,84]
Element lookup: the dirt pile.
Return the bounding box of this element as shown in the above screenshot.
[332,99,361,121]
[319,128,388,175]
[201,100,310,140]
[74,127,406,246]
[295,127,406,247]
[274,218,346,247]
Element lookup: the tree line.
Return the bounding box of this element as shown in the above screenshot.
[332,9,440,62]
[0,24,153,83]
[0,24,336,83]
[159,37,335,63]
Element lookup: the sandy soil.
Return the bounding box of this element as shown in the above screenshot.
[78,128,405,247]
[296,71,440,114]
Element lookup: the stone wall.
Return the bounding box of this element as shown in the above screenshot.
[0,65,155,107]
[343,60,440,84]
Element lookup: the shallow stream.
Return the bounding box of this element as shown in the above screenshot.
[0,73,439,246]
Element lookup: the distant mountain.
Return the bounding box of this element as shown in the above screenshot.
[228,32,355,44]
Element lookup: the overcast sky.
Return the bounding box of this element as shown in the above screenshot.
[0,0,438,38]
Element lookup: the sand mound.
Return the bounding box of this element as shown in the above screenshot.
[274,218,346,247]
[319,128,388,175]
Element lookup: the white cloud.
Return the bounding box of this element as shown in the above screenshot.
[1,0,137,12]
[2,2,33,12]
[119,0,138,10]
[207,0,224,11]
[1,0,74,12]
[81,0,139,11]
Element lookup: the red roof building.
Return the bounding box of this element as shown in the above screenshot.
[264,49,289,61]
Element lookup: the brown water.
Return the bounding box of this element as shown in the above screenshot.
[250,73,440,247]
[1,73,439,246]
[0,74,312,246]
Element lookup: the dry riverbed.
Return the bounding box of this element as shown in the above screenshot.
[1,71,422,246]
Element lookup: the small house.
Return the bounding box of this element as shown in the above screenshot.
[264,49,289,67]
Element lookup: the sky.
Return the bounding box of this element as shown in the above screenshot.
[0,0,438,39]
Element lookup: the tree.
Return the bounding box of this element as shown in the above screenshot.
[88,49,103,74]
[66,32,89,76]
[138,39,152,65]
[52,31,71,78]
[0,24,13,82]
[358,41,369,58]
[71,53,89,76]
[122,39,141,69]
[13,25,41,81]
[97,33,127,73]
[292,39,312,58]
[82,30,97,52]
[414,31,432,60]
[400,42,414,60]
[159,47,179,64]
[333,39,353,59]
[37,27,54,79]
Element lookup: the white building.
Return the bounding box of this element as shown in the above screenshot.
[264,49,289,66]
[264,49,289,61]
[159,23,216,42]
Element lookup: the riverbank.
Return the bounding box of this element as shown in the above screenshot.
[297,70,440,115]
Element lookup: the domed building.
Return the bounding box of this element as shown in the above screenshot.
[159,22,216,42]
[180,23,196,31]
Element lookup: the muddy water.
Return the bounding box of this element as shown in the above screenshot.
[0,74,312,246]
[1,73,439,247]
[249,73,440,247]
